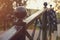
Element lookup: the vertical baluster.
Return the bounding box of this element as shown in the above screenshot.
[31,19,37,40]
[37,17,42,40]
[42,2,48,40]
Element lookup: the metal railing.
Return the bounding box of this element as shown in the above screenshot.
[0,8,54,40]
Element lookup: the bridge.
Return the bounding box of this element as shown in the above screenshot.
[0,6,59,40]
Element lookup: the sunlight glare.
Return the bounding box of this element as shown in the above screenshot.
[26,0,56,9]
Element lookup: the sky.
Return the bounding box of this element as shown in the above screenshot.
[26,0,56,9]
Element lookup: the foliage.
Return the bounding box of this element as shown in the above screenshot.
[57,13,60,19]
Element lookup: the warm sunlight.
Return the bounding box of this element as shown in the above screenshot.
[26,0,56,9]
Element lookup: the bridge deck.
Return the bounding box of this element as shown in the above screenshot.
[0,24,59,40]
[0,29,42,40]
[0,26,17,40]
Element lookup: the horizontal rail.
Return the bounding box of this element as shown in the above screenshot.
[0,8,47,40]
[24,9,47,26]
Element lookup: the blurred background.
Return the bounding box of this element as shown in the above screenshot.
[0,0,60,40]
[0,0,60,33]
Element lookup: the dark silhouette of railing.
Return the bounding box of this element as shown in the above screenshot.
[0,8,48,40]
[0,7,57,40]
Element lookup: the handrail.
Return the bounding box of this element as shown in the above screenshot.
[0,8,47,40]
[24,9,47,26]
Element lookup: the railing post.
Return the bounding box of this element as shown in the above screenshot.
[42,10,48,40]
[10,22,26,40]
[10,6,27,40]
[42,2,48,40]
